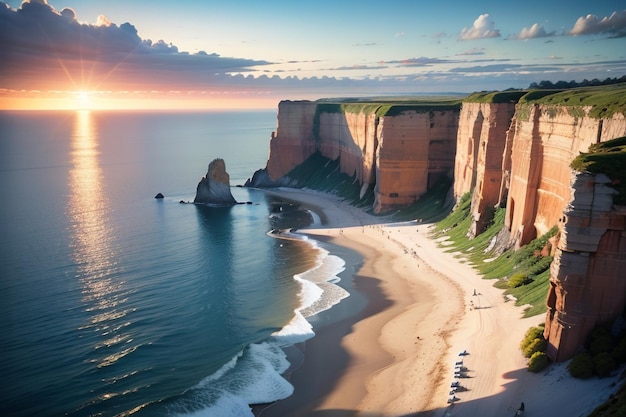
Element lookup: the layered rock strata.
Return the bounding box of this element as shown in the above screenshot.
[454,101,518,237]
[544,172,626,362]
[502,105,626,249]
[264,101,459,213]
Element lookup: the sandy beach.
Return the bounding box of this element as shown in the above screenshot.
[260,188,621,417]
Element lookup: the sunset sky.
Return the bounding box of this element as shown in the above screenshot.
[1,0,625,110]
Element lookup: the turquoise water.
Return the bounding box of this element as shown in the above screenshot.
[0,110,349,416]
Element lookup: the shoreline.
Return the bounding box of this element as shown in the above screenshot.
[259,188,622,417]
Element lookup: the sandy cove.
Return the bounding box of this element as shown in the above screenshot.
[260,188,621,417]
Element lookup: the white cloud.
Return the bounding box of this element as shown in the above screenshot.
[515,23,555,40]
[96,14,112,27]
[569,10,626,37]
[60,7,76,22]
[459,14,501,40]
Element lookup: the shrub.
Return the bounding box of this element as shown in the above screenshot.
[528,351,550,372]
[594,352,618,377]
[611,337,626,363]
[523,337,547,358]
[508,272,532,288]
[590,334,615,356]
[520,326,545,351]
[568,353,594,379]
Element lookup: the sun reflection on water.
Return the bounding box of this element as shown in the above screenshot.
[67,110,134,369]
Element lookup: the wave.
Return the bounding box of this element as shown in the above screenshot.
[168,230,348,416]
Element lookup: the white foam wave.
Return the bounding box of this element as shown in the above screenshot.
[171,342,293,417]
[293,240,349,318]
[306,209,322,226]
[174,230,350,416]
[270,309,315,346]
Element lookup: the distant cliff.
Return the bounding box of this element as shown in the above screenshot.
[251,84,626,362]
[257,99,461,213]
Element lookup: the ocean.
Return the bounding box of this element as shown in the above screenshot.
[0,110,357,416]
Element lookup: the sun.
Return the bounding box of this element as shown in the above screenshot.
[76,90,91,110]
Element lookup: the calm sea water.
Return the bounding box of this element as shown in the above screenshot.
[0,110,352,416]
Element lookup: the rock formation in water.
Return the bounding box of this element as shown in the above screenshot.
[193,158,237,206]
[252,84,626,361]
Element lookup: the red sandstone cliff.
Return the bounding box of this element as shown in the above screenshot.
[454,101,518,236]
[262,92,626,362]
[265,101,459,213]
[544,172,626,362]
[266,101,318,179]
[455,96,626,362]
[503,105,626,249]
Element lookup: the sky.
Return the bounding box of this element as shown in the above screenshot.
[1,0,625,110]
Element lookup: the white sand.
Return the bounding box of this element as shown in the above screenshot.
[266,187,622,417]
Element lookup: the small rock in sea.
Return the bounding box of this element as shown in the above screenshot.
[155,193,165,199]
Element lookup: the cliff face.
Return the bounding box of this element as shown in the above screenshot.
[266,101,317,180]
[375,110,458,212]
[454,102,518,236]
[544,172,626,362]
[265,101,459,213]
[458,100,626,362]
[503,106,626,249]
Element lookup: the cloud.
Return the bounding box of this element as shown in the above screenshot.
[512,23,556,40]
[385,57,453,67]
[457,48,486,56]
[459,14,501,40]
[569,10,626,37]
[331,64,387,71]
[0,0,271,91]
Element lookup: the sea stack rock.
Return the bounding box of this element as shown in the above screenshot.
[193,158,237,206]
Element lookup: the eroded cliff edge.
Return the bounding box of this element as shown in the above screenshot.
[251,85,626,361]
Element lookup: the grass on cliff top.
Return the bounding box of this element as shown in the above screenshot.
[571,136,626,205]
[520,82,626,118]
[432,194,556,317]
[313,98,462,118]
[464,90,530,104]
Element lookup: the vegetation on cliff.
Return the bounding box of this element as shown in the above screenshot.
[463,90,528,104]
[521,82,626,119]
[529,76,626,90]
[279,151,454,220]
[571,136,626,205]
[432,194,557,318]
[313,97,462,120]
[466,82,626,121]
[281,152,375,210]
